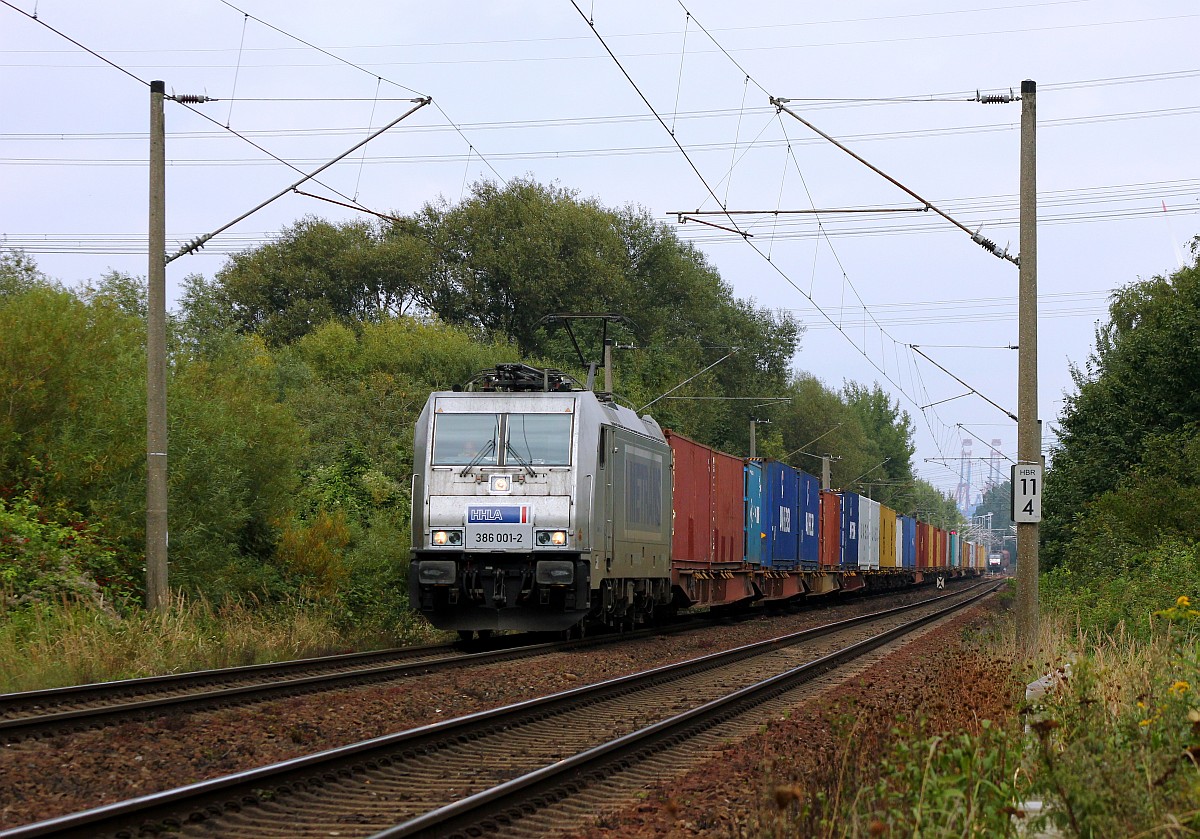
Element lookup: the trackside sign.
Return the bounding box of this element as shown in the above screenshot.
[1011,464,1043,523]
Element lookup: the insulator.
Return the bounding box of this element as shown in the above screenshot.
[172,94,213,104]
[975,88,1018,105]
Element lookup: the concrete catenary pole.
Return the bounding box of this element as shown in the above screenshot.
[146,80,169,611]
[1016,79,1039,648]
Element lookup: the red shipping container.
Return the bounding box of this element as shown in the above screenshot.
[819,489,841,569]
[665,431,745,569]
[665,431,712,566]
[916,521,931,569]
[713,448,745,565]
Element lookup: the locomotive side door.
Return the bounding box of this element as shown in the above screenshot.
[596,424,615,573]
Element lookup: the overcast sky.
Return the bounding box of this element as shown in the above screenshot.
[3,0,1198,505]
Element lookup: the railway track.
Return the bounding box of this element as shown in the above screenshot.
[0,635,590,742]
[1,579,974,743]
[0,581,999,839]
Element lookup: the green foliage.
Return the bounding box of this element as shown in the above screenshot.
[904,480,965,530]
[1045,245,1200,569]
[842,381,916,496]
[0,249,50,296]
[968,480,1016,565]
[774,372,879,486]
[215,215,432,345]
[165,336,305,598]
[854,721,1022,837]
[1044,421,1200,634]
[419,178,629,351]
[415,179,801,455]
[1043,540,1200,638]
[1,274,310,606]
[0,283,147,549]
[0,493,132,608]
[80,270,147,318]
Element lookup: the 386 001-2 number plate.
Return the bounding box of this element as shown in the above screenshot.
[464,525,531,550]
[464,505,532,551]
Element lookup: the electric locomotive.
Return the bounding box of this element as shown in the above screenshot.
[409,363,675,638]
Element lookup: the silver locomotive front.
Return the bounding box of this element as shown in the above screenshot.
[409,389,592,633]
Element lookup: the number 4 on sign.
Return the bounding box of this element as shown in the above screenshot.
[1011,463,1043,523]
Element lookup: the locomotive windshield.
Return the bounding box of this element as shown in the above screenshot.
[433,413,572,466]
[506,414,572,465]
[433,414,500,466]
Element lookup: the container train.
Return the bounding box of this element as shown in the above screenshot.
[409,363,983,638]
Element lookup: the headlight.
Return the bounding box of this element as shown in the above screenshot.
[536,530,568,546]
[431,530,462,546]
[489,474,511,493]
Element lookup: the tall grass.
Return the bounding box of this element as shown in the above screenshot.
[0,594,446,693]
[753,596,1200,837]
[1019,599,1200,837]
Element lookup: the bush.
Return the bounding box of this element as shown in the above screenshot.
[1043,540,1200,638]
[0,493,133,609]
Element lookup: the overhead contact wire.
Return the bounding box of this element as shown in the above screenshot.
[216,0,510,188]
[167,97,431,262]
[0,0,148,86]
[226,13,249,128]
[567,0,749,238]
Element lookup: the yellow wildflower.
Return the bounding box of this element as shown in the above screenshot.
[1140,718,1153,727]
[1170,681,1191,697]
[1177,595,1192,608]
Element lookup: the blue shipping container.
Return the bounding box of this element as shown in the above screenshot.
[840,490,861,569]
[762,460,800,568]
[900,516,917,569]
[744,460,764,565]
[798,469,820,570]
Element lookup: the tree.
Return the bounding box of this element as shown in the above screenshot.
[215,216,433,345]
[0,250,49,297]
[417,179,630,353]
[843,381,916,498]
[1044,242,1200,569]
[972,479,1015,558]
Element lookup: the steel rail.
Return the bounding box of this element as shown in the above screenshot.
[376,581,1003,839]
[0,581,994,839]
[0,579,975,739]
[0,636,593,741]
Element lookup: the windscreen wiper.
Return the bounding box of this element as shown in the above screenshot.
[459,439,496,477]
[505,442,538,477]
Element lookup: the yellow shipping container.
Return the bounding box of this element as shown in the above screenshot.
[879,505,897,568]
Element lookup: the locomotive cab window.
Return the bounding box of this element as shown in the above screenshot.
[433,414,499,465]
[506,413,572,465]
[433,412,572,466]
